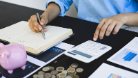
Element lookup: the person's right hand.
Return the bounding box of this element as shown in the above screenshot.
[28,14,48,32]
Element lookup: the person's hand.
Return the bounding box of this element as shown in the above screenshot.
[93,14,128,41]
[28,14,48,32]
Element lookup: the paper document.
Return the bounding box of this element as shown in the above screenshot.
[88,63,138,78]
[108,37,138,72]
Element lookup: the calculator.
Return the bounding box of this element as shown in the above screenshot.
[64,40,112,63]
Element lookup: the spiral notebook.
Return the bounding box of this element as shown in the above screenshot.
[0,21,73,55]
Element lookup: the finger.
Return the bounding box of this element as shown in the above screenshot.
[105,22,116,36]
[93,19,105,41]
[99,19,112,39]
[31,15,41,31]
[113,22,123,34]
[44,28,47,32]
[29,21,37,32]
[40,17,48,27]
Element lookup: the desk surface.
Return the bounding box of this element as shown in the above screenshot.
[0,1,138,78]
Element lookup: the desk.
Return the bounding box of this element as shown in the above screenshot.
[0,1,138,78]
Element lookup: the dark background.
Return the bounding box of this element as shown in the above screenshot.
[0,1,138,78]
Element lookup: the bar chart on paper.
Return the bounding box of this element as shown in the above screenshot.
[123,52,137,62]
[88,63,138,78]
[108,37,138,72]
[108,73,123,78]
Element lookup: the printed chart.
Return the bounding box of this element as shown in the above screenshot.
[108,37,138,72]
[88,63,138,78]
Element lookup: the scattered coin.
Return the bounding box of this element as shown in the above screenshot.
[67,68,75,74]
[33,74,38,78]
[51,70,58,75]
[38,71,44,75]
[51,75,56,78]
[49,66,54,70]
[45,73,52,78]
[62,70,68,74]
[73,75,79,78]
[65,76,72,78]
[37,74,44,78]
[42,67,50,72]
[56,67,64,72]
[59,73,66,77]
[71,63,78,68]
[76,68,83,73]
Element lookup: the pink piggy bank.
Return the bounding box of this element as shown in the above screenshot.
[0,43,27,74]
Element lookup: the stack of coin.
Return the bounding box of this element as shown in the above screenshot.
[32,63,83,78]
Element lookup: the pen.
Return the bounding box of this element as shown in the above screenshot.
[36,13,46,39]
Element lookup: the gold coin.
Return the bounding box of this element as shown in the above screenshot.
[73,75,79,78]
[56,67,64,72]
[59,73,66,77]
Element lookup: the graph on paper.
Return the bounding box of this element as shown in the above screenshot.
[108,37,138,72]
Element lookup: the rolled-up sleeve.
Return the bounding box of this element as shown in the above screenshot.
[46,0,73,16]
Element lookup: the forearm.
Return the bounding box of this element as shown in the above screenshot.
[42,3,61,23]
[123,13,138,26]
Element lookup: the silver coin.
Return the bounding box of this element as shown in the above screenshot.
[45,73,52,78]
[76,68,83,73]
[42,67,50,72]
[33,74,38,78]
[49,66,54,70]
[38,71,45,75]
[37,74,44,78]
[65,76,72,78]
[62,70,68,74]
[71,63,78,68]
[51,70,58,75]
[51,75,56,78]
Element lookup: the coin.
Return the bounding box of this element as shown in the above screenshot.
[59,73,66,77]
[42,67,50,72]
[71,63,78,68]
[38,71,45,75]
[51,70,58,75]
[62,70,68,74]
[33,74,38,78]
[76,68,83,73]
[56,67,64,72]
[73,75,79,78]
[45,73,52,78]
[67,68,75,74]
[37,74,44,78]
[51,75,56,78]
[49,66,54,71]
[65,76,72,78]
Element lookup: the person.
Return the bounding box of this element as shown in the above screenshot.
[28,0,138,41]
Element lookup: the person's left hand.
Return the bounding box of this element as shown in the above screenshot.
[93,14,128,41]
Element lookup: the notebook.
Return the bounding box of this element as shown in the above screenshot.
[0,21,73,55]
